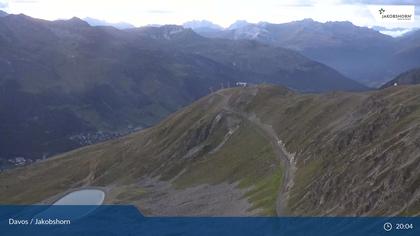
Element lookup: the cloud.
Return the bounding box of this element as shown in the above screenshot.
[2,0,418,28]
[13,0,39,2]
[341,0,419,4]
[146,10,173,14]
[275,0,316,7]
[0,0,8,9]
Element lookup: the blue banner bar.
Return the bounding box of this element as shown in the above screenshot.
[0,205,418,236]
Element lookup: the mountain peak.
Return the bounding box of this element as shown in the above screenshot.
[301,18,315,22]
[228,20,250,30]
[289,18,321,26]
[69,17,88,24]
[158,24,187,35]
[52,17,90,27]
[0,10,7,17]
[131,24,201,41]
[183,20,223,30]
[83,17,134,29]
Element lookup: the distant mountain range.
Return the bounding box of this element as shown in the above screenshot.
[371,26,413,37]
[0,14,366,165]
[183,20,222,31]
[2,85,419,216]
[83,17,135,29]
[190,19,420,87]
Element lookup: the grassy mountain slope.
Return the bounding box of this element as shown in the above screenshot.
[0,88,284,215]
[1,85,419,216]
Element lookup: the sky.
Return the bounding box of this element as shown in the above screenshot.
[0,0,419,30]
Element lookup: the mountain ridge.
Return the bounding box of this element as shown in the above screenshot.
[189,19,419,87]
[381,68,420,88]
[0,13,367,165]
[83,17,135,29]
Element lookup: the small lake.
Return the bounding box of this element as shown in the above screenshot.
[53,189,105,205]
[35,189,106,220]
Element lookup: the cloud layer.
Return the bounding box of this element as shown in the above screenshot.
[0,0,8,9]
[0,0,418,29]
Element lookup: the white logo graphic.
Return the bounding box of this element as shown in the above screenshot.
[369,5,415,23]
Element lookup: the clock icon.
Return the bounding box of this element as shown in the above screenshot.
[384,222,393,232]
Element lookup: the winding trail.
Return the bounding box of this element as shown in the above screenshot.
[216,88,295,216]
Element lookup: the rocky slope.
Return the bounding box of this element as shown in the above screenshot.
[1,85,419,216]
